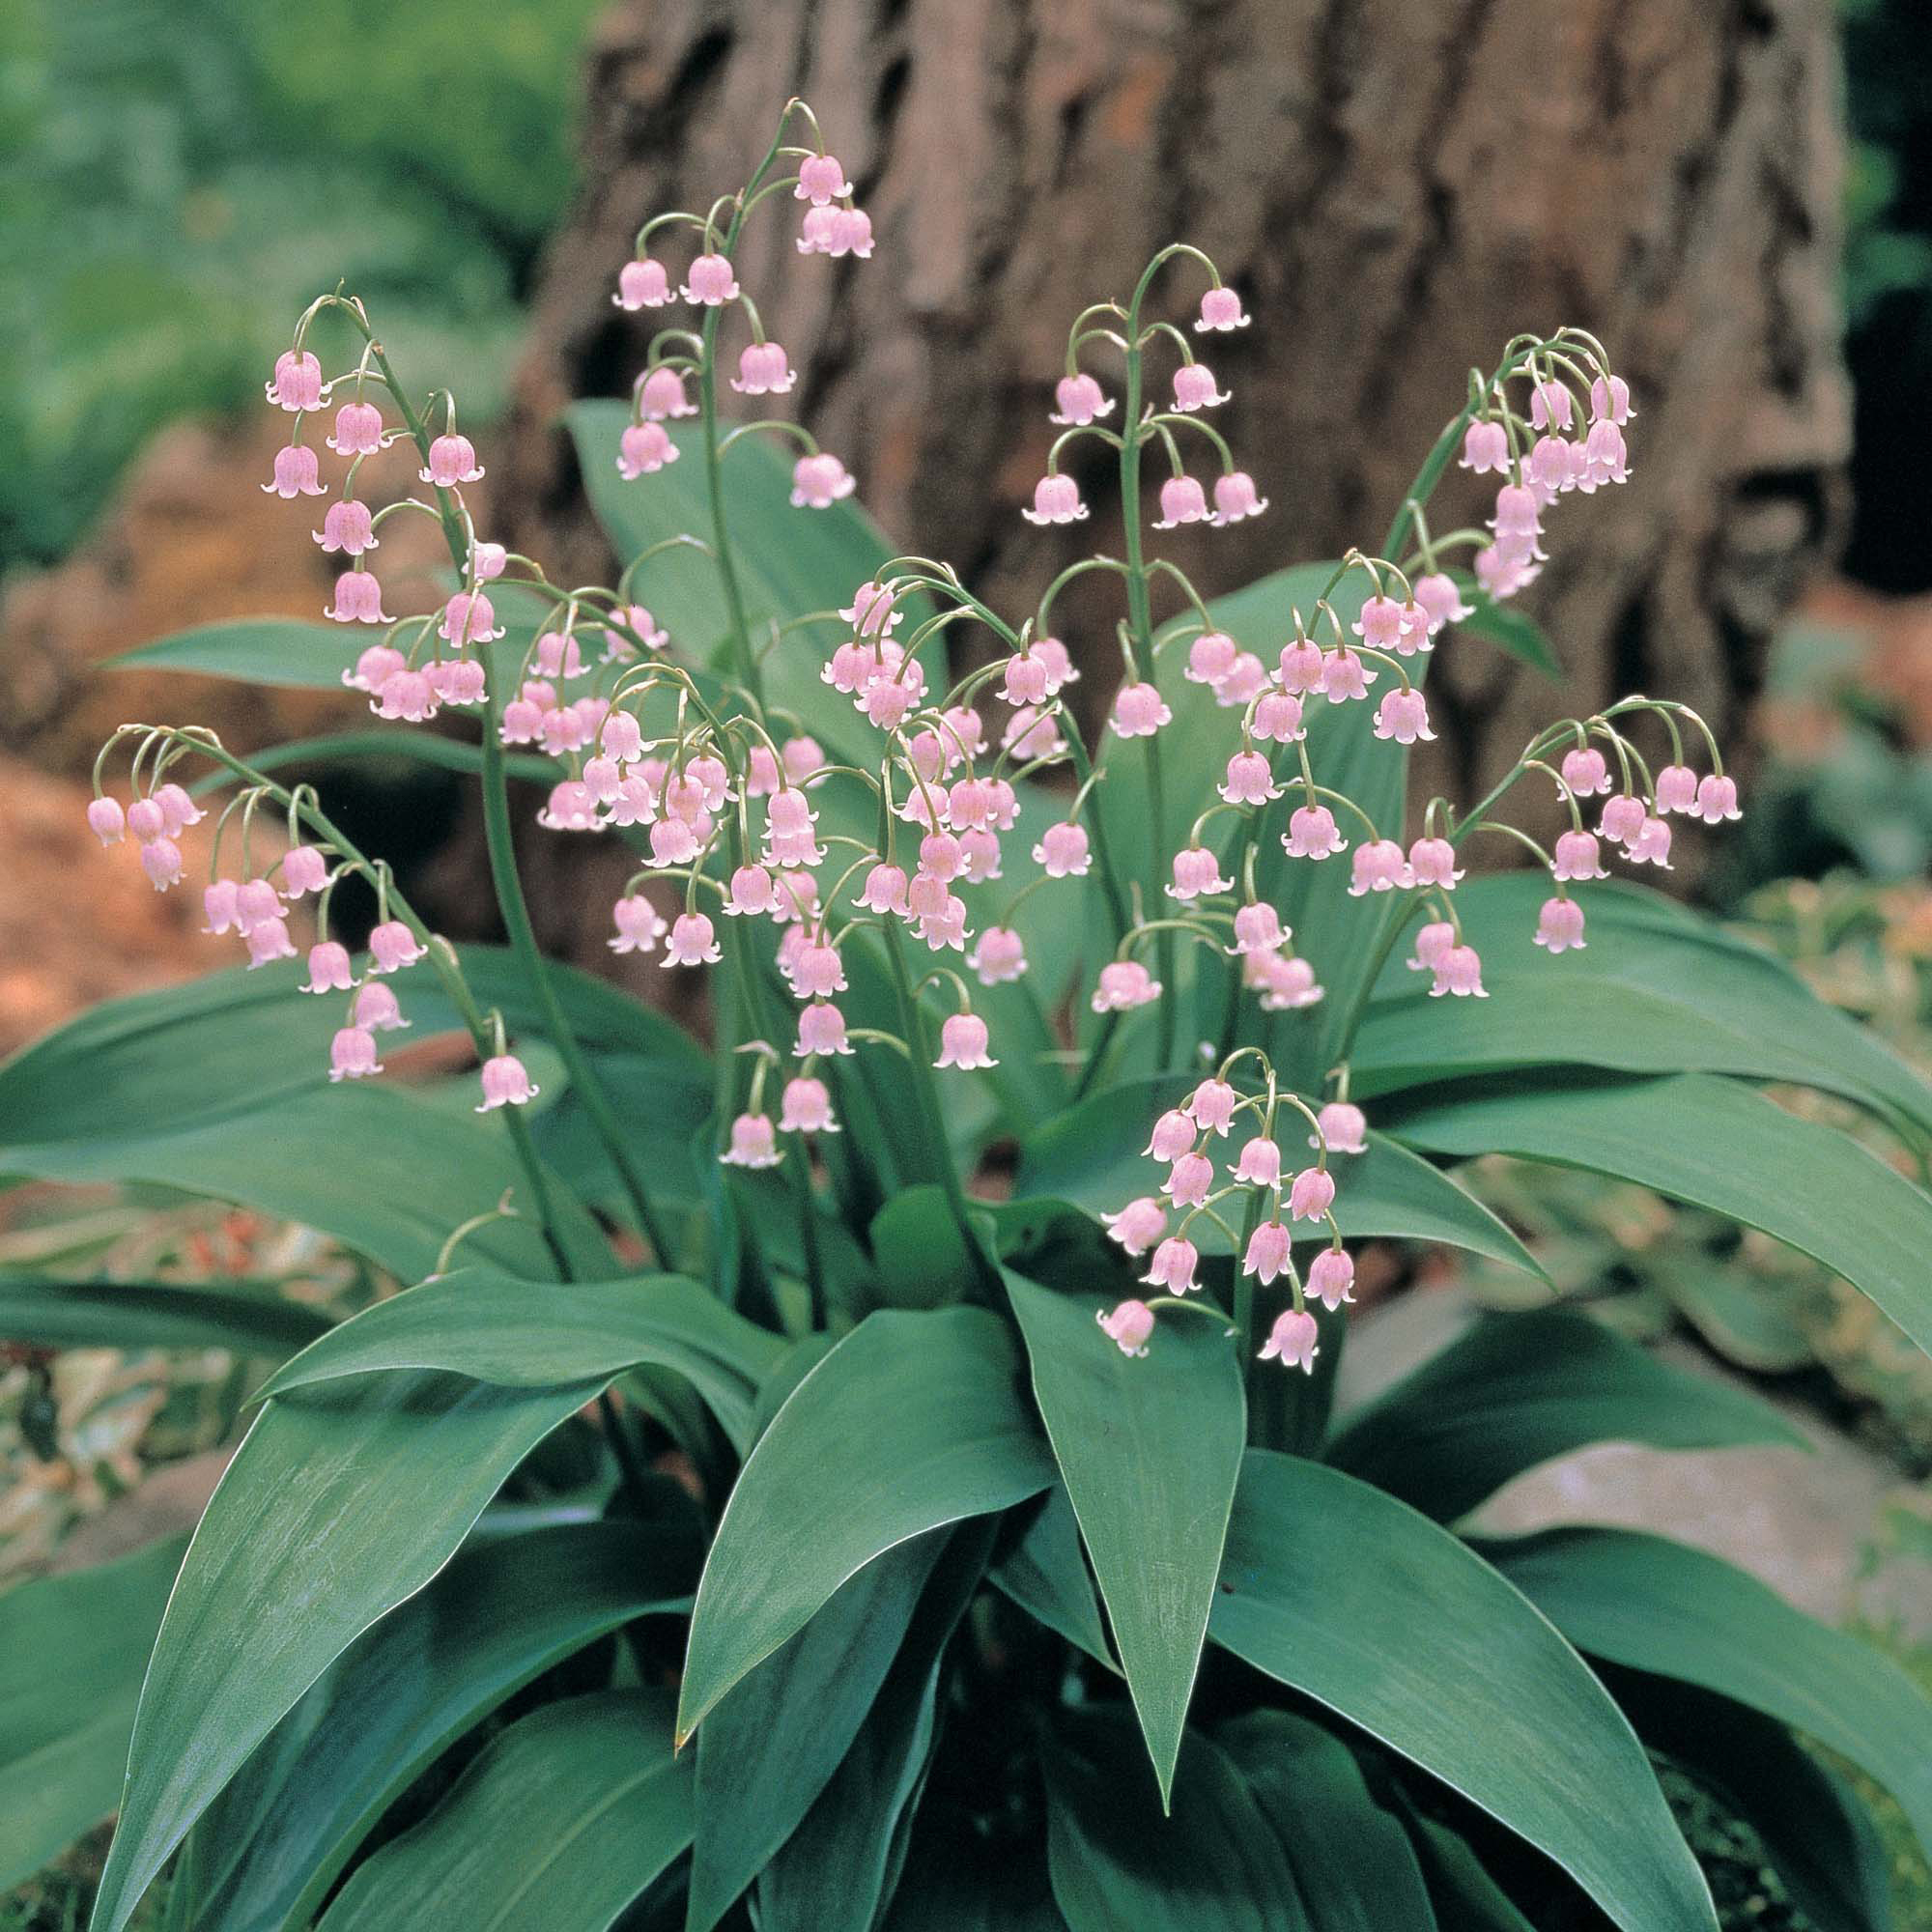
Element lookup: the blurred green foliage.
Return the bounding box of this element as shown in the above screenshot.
[1,0,603,567]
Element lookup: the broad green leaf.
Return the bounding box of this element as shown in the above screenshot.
[254,1266,785,1452]
[1601,1666,1893,1932]
[315,1690,693,1932]
[192,1520,699,1932]
[1326,1305,1805,1522]
[676,1308,1054,1741]
[1386,1070,1932,1357]
[1006,1272,1243,1804]
[1209,1451,1717,1932]
[109,617,367,689]
[990,1485,1117,1672]
[757,1520,998,1932]
[0,1275,332,1357]
[0,1537,185,1890]
[1479,1525,1932,1859]
[1388,1801,1539,1932]
[1355,874,1932,1139]
[2,1084,603,1285]
[1042,1707,1302,1932]
[687,1532,949,1932]
[88,1372,601,1932]
[188,727,557,789]
[1216,1711,1437,1931]
[1015,1074,1540,1275]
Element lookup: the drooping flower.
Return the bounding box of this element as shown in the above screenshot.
[1164,1150,1213,1208]
[1560,746,1612,796]
[1314,1101,1368,1154]
[281,845,329,897]
[792,453,857,508]
[419,434,484,487]
[1430,943,1488,999]
[1307,1247,1356,1311]
[1051,373,1112,425]
[637,366,696,420]
[795,151,852,204]
[1407,921,1457,973]
[326,570,390,624]
[1220,750,1280,806]
[860,862,912,915]
[1242,1219,1293,1285]
[1145,1236,1201,1294]
[1260,1307,1320,1372]
[681,253,740,305]
[1411,572,1472,635]
[1111,682,1171,740]
[1023,474,1089,526]
[201,879,240,934]
[1102,1196,1168,1256]
[1692,774,1742,823]
[1092,961,1161,1011]
[1406,837,1463,889]
[936,1011,997,1069]
[139,838,184,891]
[1288,1165,1336,1222]
[1252,691,1306,744]
[86,796,126,845]
[304,941,355,994]
[476,1054,540,1112]
[1098,1299,1156,1356]
[1234,1136,1282,1187]
[1349,839,1410,896]
[1321,649,1375,702]
[1284,804,1346,861]
[1599,793,1647,846]
[618,422,679,477]
[1168,845,1235,901]
[266,350,325,412]
[314,498,377,555]
[1627,814,1673,868]
[795,1002,853,1058]
[969,925,1027,986]
[1152,475,1209,528]
[609,895,666,956]
[1374,687,1435,745]
[1534,895,1587,953]
[368,920,427,974]
[1459,419,1510,475]
[1195,286,1251,332]
[1551,829,1607,882]
[243,917,298,969]
[1186,1078,1239,1135]
[614,257,671,309]
[1172,362,1229,411]
[263,444,327,499]
[721,1112,782,1168]
[328,1026,382,1083]
[664,912,722,967]
[1232,901,1285,954]
[778,1075,838,1134]
[354,980,411,1033]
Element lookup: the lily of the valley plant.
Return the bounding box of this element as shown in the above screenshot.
[8,99,1932,1932]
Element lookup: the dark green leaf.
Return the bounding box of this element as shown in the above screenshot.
[1326,1305,1805,1522]
[254,1266,785,1452]
[0,1537,185,1890]
[1355,874,1932,1140]
[1215,1711,1437,1932]
[192,1520,699,1932]
[1386,1070,1932,1357]
[1390,1803,1540,1932]
[687,1532,949,1932]
[1480,1525,1932,1859]
[1210,1451,1717,1932]
[990,1486,1116,1672]
[109,618,366,689]
[314,1690,693,1932]
[1015,1074,1540,1275]
[757,1520,998,1932]
[1006,1272,1243,1804]
[0,1276,332,1358]
[1042,1707,1302,1931]
[1600,1666,1894,1932]
[677,1308,1053,1741]
[88,1373,602,1932]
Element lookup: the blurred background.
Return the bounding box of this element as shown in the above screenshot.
[3,0,1932,1921]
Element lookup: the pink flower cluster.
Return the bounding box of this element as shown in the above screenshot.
[1100,1077,1365,1368]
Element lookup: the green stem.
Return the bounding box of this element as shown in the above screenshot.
[881,917,980,1251]
[1118,315,1176,1068]
[700,291,760,701]
[370,335,676,1264]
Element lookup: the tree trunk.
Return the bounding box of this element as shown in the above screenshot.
[497,0,1849,949]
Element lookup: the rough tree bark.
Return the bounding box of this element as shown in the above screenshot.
[496,0,1849,952]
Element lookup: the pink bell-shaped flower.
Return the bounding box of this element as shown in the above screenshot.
[1102,1197,1167,1256]
[328,1026,382,1083]
[1458,419,1510,475]
[936,1011,997,1070]
[1145,1236,1201,1294]
[86,796,126,845]
[1374,687,1434,745]
[264,444,326,499]
[637,366,696,420]
[1313,1101,1368,1155]
[721,1112,782,1168]
[1098,1299,1156,1356]
[476,1054,539,1112]
[795,1002,853,1058]
[327,400,384,456]
[791,453,857,508]
[139,838,184,891]
[1348,839,1411,897]
[614,257,671,309]
[1407,921,1457,973]
[1431,943,1488,999]
[1693,774,1742,824]
[1195,286,1251,332]
[1534,895,1587,953]
[1091,961,1161,1011]
[1110,682,1172,740]
[242,916,298,969]
[1551,829,1608,881]
[969,925,1027,986]
[1234,1136,1282,1188]
[315,498,377,555]
[326,570,390,625]
[1406,837,1463,889]
[1050,373,1112,426]
[1260,1308,1320,1372]
[681,253,740,305]
[664,912,722,967]
[1242,1219,1293,1285]
[368,919,427,974]
[617,422,678,477]
[1172,362,1229,412]
[419,433,484,487]
[1288,1165,1336,1222]
[731,341,796,396]
[304,941,355,994]
[610,895,667,955]
[778,1075,838,1135]
[1284,804,1346,861]
[1308,1247,1356,1310]
[1560,746,1612,796]
[1023,473,1089,526]
[1186,1078,1239,1135]
[1151,475,1208,528]
[795,152,852,204]
[354,980,411,1033]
